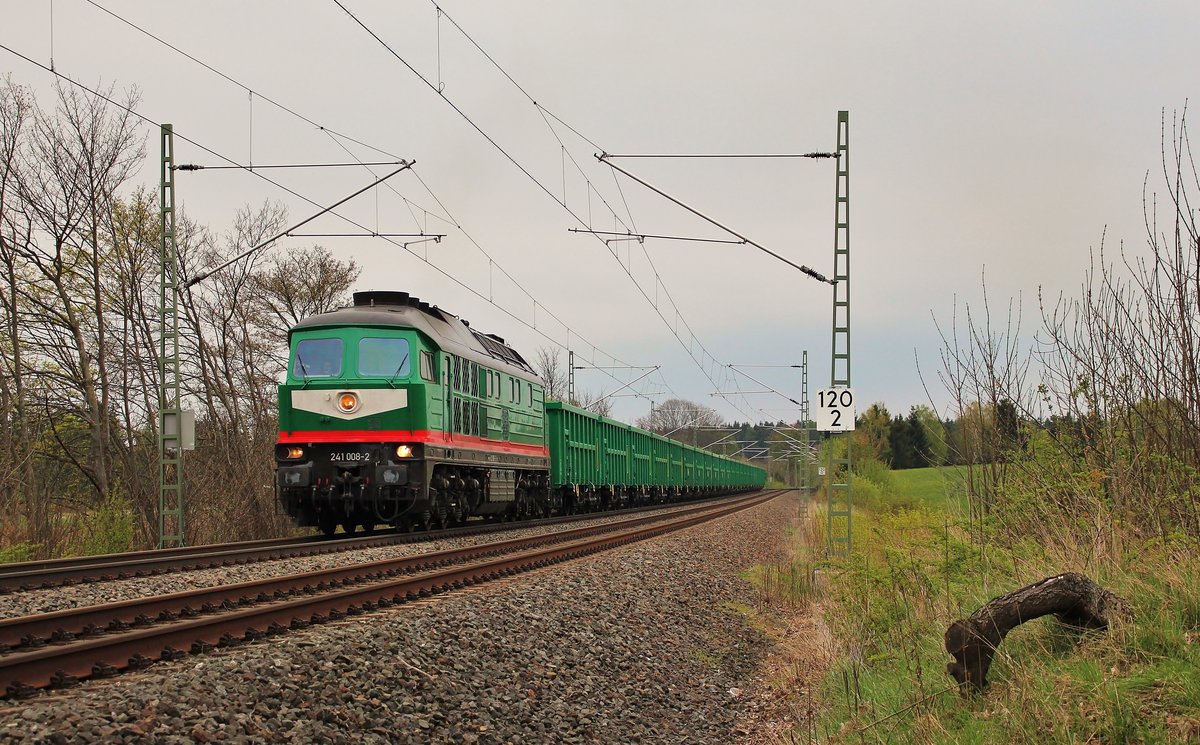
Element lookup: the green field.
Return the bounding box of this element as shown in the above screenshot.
[888,464,969,511]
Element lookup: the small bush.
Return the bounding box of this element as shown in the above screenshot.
[853,455,895,492]
[0,542,39,565]
[80,494,135,556]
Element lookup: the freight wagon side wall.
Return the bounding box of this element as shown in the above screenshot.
[545,401,765,489]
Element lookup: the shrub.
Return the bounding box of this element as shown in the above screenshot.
[0,542,38,565]
[80,493,135,556]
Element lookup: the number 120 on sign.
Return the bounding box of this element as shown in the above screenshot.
[815,387,856,432]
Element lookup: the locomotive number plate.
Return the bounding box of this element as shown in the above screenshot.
[329,452,373,463]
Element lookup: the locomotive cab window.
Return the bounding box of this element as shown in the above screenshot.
[293,338,343,378]
[358,337,411,378]
[419,351,434,382]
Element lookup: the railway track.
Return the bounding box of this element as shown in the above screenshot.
[0,492,756,594]
[1,489,785,698]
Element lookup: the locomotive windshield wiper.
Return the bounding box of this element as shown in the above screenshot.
[296,353,313,390]
[387,352,409,389]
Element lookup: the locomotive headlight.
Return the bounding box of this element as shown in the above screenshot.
[336,392,360,413]
[276,444,305,460]
[395,445,414,458]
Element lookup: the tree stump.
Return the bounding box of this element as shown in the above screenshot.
[944,572,1130,691]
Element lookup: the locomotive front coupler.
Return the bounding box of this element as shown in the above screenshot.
[372,486,407,523]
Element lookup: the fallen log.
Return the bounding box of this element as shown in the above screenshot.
[945,572,1130,691]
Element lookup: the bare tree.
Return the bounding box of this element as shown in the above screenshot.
[930,273,1034,517]
[534,347,567,402]
[635,398,724,444]
[928,105,1200,549]
[1032,109,1200,536]
[0,77,34,534]
[102,187,166,544]
[8,81,144,508]
[533,346,618,416]
[176,202,286,541]
[175,206,360,543]
[252,245,361,352]
[0,78,368,555]
[574,388,614,418]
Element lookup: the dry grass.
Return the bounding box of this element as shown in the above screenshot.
[734,493,837,745]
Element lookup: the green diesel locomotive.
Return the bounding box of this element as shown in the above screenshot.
[275,291,765,534]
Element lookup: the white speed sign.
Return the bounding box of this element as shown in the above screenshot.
[814,387,856,432]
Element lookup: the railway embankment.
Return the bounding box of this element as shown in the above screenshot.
[0,492,797,743]
[0,497,752,622]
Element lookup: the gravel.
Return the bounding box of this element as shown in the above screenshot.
[0,491,796,744]
[0,500,745,621]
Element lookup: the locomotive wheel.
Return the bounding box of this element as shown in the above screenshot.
[420,510,433,531]
[340,519,356,535]
[318,516,338,538]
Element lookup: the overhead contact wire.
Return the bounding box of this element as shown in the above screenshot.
[65,2,657,400]
[431,3,791,413]
[83,0,400,160]
[341,3,754,418]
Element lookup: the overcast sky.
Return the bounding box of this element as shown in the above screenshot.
[4,1,1198,424]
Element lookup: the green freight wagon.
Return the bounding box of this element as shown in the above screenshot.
[544,401,765,512]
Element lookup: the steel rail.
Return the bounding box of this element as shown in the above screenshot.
[1,490,783,698]
[0,494,775,653]
[0,492,755,593]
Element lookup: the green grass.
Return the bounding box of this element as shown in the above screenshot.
[785,464,1200,743]
[805,503,1200,742]
[890,465,969,512]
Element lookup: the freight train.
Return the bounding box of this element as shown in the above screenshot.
[275,291,765,535]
